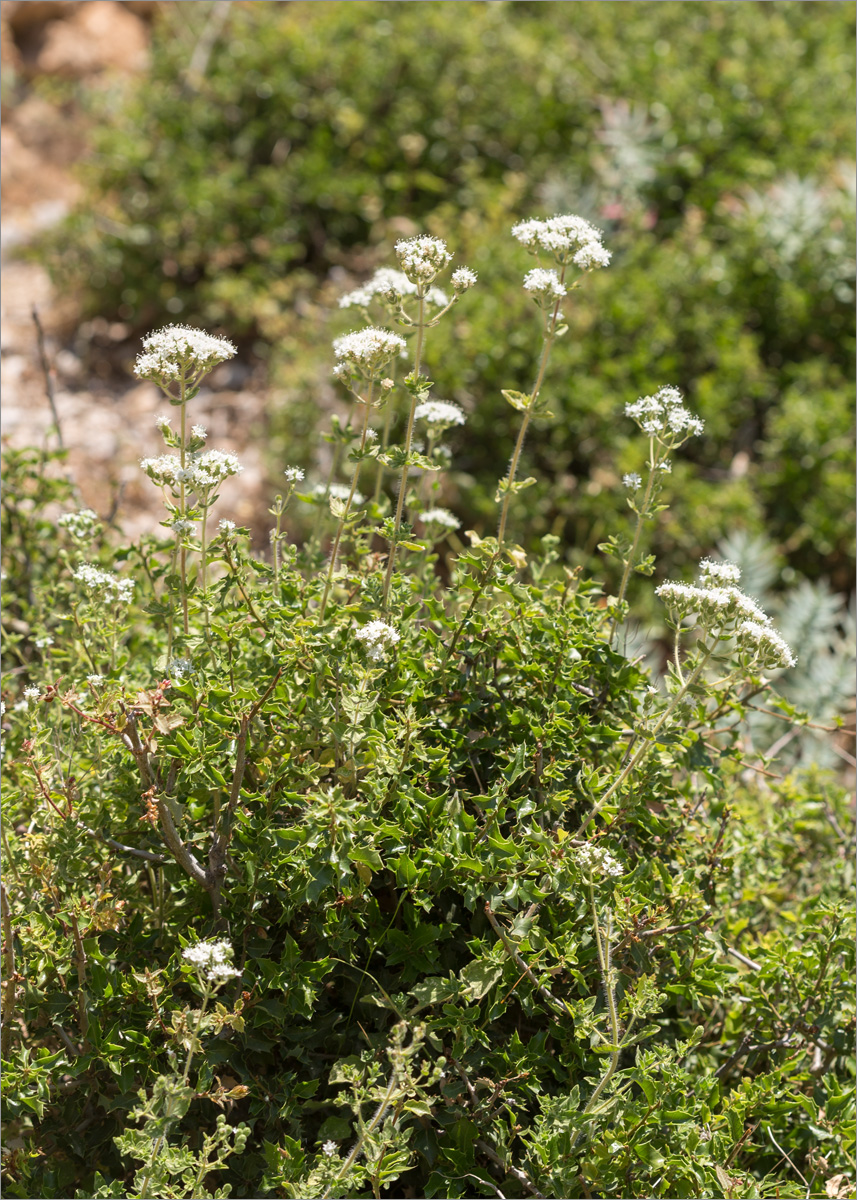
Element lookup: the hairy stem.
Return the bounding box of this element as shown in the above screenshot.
[497,274,566,547]
[383,292,426,605]
[322,1066,401,1200]
[200,505,210,631]
[321,384,374,617]
[608,435,657,645]
[571,888,620,1149]
[178,393,189,635]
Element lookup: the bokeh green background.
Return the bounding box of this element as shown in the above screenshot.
[38,0,855,589]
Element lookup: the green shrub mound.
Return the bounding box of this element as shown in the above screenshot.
[2,222,854,1199]
[34,0,855,586]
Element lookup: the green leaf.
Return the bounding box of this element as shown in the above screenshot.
[348,845,384,871]
[501,389,531,412]
[460,959,503,1000]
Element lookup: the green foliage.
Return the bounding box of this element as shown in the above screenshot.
[2,229,854,1198]
[32,0,855,585]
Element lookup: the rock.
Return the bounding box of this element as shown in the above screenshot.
[36,0,149,76]
[0,124,80,215]
[0,7,21,70]
[9,93,86,168]
[3,2,80,36]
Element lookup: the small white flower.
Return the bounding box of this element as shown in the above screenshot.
[74,564,135,604]
[656,573,774,634]
[172,519,195,536]
[196,449,244,485]
[218,519,236,535]
[338,267,416,309]
[322,1140,338,1158]
[155,414,172,431]
[191,424,208,439]
[413,400,466,428]
[625,386,703,444]
[35,636,55,649]
[58,510,99,539]
[512,214,610,270]
[737,621,797,669]
[168,657,194,680]
[573,240,612,270]
[426,286,450,308]
[622,473,642,490]
[284,466,305,483]
[13,700,29,713]
[86,674,105,686]
[333,328,408,379]
[394,235,452,283]
[451,267,477,291]
[23,687,41,701]
[574,844,623,877]
[315,482,365,505]
[0,702,5,718]
[182,939,240,984]
[354,620,401,662]
[522,267,567,300]
[420,508,460,530]
[207,962,241,980]
[134,325,236,384]
[698,558,741,587]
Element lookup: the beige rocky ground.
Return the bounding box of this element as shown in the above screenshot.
[1,0,270,541]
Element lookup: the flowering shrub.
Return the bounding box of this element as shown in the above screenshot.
[33,2,855,590]
[2,220,854,1200]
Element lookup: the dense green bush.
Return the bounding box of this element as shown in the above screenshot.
[3,224,854,1199]
[33,0,855,586]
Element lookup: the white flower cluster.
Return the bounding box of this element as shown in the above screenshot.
[354,620,401,661]
[182,939,241,984]
[420,508,460,530]
[413,400,466,428]
[284,466,305,483]
[321,1140,338,1158]
[23,686,41,702]
[218,519,236,535]
[395,235,453,283]
[625,385,704,442]
[737,620,797,670]
[58,509,100,539]
[574,843,623,877]
[512,214,611,270]
[140,449,243,494]
[73,563,135,604]
[522,268,567,301]
[339,267,449,310]
[314,482,365,505]
[656,559,796,668]
[86,674,105,686]
[622,473,642,490]
[168,657,194,680]
[333,327,408,380]
[451,267,477,291]
[134,325,236,384]
[698,558,741,586]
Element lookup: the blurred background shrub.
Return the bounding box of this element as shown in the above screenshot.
[34,0,855,592]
